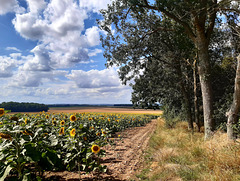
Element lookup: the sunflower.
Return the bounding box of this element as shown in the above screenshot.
[42,133,48,137]
[88,118,93,121]
[91,145,100,154]
[96,132,101,136]
[0,133,12,140]
[102,131,107,135]
[60,120,65,126]
[0,108,4,117]
[70,128,76,137]
[70,115,76,122]
[52,120,56,125]
[25,118,28,124]
[83,137,87,141]
[45,115,49,119]
[22,130,33,136]
[59,127,65,135]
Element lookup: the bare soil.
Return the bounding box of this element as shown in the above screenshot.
[44,116,158,180]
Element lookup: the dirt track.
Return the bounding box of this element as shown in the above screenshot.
[44,118,158,181]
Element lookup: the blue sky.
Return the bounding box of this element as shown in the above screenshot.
[0,0,132,104]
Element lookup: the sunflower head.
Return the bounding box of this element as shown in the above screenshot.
[91,145,100,154]
[60,120,65,126]
[59,127,64,135]
[70,128,76,137]
[45,115,49,119]
[22,130,33,136]
[0,108,4,117]
[96,132,101,136]
[83,136,87,141]
[25,118,28,124]
[70,115,76,122]
[102,131,107,135]
[0,133,12,140]
[52,120,56,125]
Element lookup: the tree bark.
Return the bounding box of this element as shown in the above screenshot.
[175,60,194,130]
[197,37,214,140]
[193,60,201,132]
[181,84,194,130]
[227,55,240,140]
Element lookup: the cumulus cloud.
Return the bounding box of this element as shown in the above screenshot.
[12,0,103,69]
[9,69,68,87]
[21,46,52,72]
[88,49,103,57]
[66,68,121,88]
[0,56,18,78]
[0,0,132,104]
[85,26,101,46]
[0,0,25,15]
[79,0,112,13]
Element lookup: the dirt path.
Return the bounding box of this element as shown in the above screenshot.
[44,119,157,180]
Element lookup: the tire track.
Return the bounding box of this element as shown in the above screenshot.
[102,119,157,180]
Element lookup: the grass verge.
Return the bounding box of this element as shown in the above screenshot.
[132,118,240,181]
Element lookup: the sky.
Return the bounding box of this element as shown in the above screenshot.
[0,0,132,104]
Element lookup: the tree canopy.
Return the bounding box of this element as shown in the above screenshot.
[99,0,240,139]
[0,102,49,112]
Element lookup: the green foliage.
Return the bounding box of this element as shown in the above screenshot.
[0,112,157,180]
[0,102,49,112]
[99,0,240,132]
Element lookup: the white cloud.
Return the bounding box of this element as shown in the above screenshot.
[0,0,25,15]
[66,68,121,88]
[9,69,68,88]
[25,0,46,14]
[85,26,101,46]
[79,0,112,13]
[0,56,19,78]
[88,49,103,57]
[12,0,102,68]
[6,47,21,52]
[0,0,132,104]
[21,45,52,72]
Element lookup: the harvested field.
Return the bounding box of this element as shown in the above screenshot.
[48,107,162,114]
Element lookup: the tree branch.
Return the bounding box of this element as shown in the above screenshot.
[206,0,218,42]
[139,0,196,41]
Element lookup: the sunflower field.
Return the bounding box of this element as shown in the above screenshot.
[0,109,158,180]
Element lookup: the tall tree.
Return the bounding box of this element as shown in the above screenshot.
[225,6,240,140]
[99,0,238,139]
[226,55,240,140]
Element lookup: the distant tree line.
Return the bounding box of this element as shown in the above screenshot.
[0,102,49,112]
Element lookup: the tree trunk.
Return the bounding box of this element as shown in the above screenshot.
[175,60,194,130]
[227,55,240,140]
[180,82,194,130]
[193,60,201,132]
[197,37,214,140]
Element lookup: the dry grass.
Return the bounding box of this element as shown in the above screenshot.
[135,118,240,181]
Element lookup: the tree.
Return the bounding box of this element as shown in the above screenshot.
[226,55,240,140]
[99,0,240,139]
[225,9,240,140]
